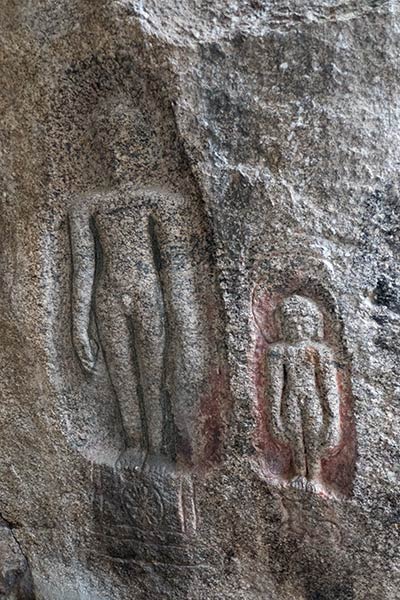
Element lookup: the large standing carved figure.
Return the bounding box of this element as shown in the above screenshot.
[69,99,214,472]
[266,295,341,492]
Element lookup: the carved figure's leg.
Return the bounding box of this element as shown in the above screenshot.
[95,293,146,466]
[303,401,324,491]
[156,196,212,465]
[290,444,308,490]
[267,346,286,444]
[129,261,166,459]
[288,398,307,489]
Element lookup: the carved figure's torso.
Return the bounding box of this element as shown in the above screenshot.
[91,188,190,297]
[269,341,333,435]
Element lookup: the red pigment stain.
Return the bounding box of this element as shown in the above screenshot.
[252,288,292,481]
[172,268,232,471]
[198,365,231,469]
[321,366,356,496]
[174,363,230,471]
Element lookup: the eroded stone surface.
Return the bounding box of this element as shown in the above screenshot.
[0,1,399,599]
[0,519,34,600]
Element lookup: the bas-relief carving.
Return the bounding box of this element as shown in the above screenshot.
[90,464,212,569]
[65,84,229,562]
[251,256,356,498]
[53,58,228,469]
[118,464,197,536]
[279,495,342,546]
[70,187,227,475]
[267,295,340,493]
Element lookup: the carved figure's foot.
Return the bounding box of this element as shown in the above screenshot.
[143,453,176,477]
[290,476,308,491]
[306,479,324,494]
[116,447,146,474]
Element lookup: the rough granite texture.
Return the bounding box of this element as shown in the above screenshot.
[0,1,399,599]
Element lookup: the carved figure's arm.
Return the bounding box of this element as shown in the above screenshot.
[266,347,286,443]
[69,205,98,374]
[318,347,341,448]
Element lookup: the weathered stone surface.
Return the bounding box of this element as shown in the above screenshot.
[0,519,34,600]
[0,1,399,599]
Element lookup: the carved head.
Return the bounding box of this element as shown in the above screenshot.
[276,295,324,343]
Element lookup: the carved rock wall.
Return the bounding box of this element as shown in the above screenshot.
[0,2,399,599]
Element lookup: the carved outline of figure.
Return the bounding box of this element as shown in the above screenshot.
[266,295,341,492]
[69,189,213,472]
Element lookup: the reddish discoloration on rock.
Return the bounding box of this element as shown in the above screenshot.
[197,365,231,469]
[250,275,356,497]
[251,288,292,481]
[321,366,356,496]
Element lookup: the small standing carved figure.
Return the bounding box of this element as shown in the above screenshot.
[266,295,341,492]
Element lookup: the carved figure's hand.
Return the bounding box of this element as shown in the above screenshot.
[324,423,341,451]
[73,328,98,375]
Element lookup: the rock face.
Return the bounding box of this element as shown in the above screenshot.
[0,519,34,600]
[0,1,399,599]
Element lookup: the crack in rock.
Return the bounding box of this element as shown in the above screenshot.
[0,515,35,600]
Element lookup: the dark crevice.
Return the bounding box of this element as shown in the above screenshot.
[280,362,288,423]
[302,424,309,480]
[90,214,104,310]
[0,513,36,599]
[148,215,163,274]
[126,314,149,451]
[314,350,331,441]
[147,215,176,459]
[168,94,230,347]
[0,514,25,556]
